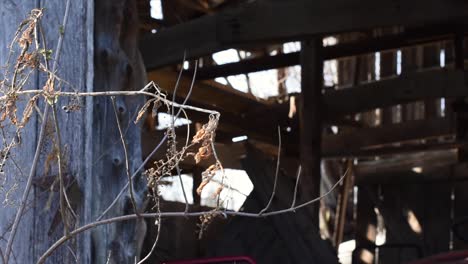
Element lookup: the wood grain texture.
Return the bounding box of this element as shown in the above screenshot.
[0,0,149,263]
[90,0,147,263]
[0,2,39,263]
[0,0,93,263]
[299,38,323,227]
[141,0,468,69]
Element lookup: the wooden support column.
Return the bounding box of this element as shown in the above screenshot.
[299,38,323,228]
[192,166,203,207]
[454,31,468,162]
[454,31,465,70]
[439,38,457,123]
[423,43,442,119]
[401,46,418,122]
[375,28,396,125]
[453,30,468,251]
[91,1,148,263]
[453,179,468,250]
[380,51,396,125]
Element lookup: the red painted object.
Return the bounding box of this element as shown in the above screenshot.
[163,256,256,264]
[408,250,468,264]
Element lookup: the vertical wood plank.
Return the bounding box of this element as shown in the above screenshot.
[376,28,396,126]
[299,38,323,228]
[423,43,441,119]
[34,1,92,262]
[0,0,149,263]
[0,2,40,263]
[380,50,396,125]
[90,0,147,263]
[453,181,468,250]
[0,1,93,263]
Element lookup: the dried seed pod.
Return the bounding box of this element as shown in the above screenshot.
[194,145,211,164]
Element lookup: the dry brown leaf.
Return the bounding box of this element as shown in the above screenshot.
[6,99,18,125]
[19,94,39,127]
[134,99,153,124]
[194,145,211,164]
[0,106,7,123]
[205,164,216,173]
[192,128,206,144]
[196,180,209,195]
[18,24,34,49]
[42,76,54,94]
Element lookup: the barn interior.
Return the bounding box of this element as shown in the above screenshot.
[135,1,468,263]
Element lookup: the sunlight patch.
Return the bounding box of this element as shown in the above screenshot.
[200,169,253,211]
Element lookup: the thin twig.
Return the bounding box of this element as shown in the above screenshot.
[210,135,225,208]
[291,165,302,209]
[51,0,71,72]
[37,168,350,264]
[97,62,201,221]
[181,108,191,148]
[66,245,78,263]
[4,105,50,264]
[175,164,189,214]
[171,59,197,214]
[170,51,186,118]
[259,126,281,215]
[52,104,70,236]
[137,198,161,264]
[111,96,139,216]
[4,1,71,262]
[0,89,220,117]
[105,251,112,264]
[0,247,5,264]
[96,132,167,221]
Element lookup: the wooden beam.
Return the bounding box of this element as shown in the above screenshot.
[356,161,468,184]
[146,68,287,145]
[354,150,464,184]
[148,68,463,156]
[140,0,468,69]
[355,150,458,176]
[150,68,467,122]
[195,27,452,79]
[324,69,468,117]
[141,117,459,171]
[324,141,463,159]
[299,38,323,227]
[147,67,271,115]
[323,118,455,156]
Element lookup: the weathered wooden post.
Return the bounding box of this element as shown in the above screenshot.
[0,0,147,263]
[299,38,323,228]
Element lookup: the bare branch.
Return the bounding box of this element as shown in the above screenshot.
[170,51,187,118]
[96,131,167,221]
[0,246,5,264]
[97,60,201,221]
[52,104,70,235]
[50,0,71,72]
[170,59,198,214]
[4,105,50,264]
[0,89,220,117]
[259,126,281,215]
[37,167,350,264]
[138,198,162,264]
[175,164,190,213]
[4,1,71,261]
[111,96,139,216]
[291,165,302,209]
